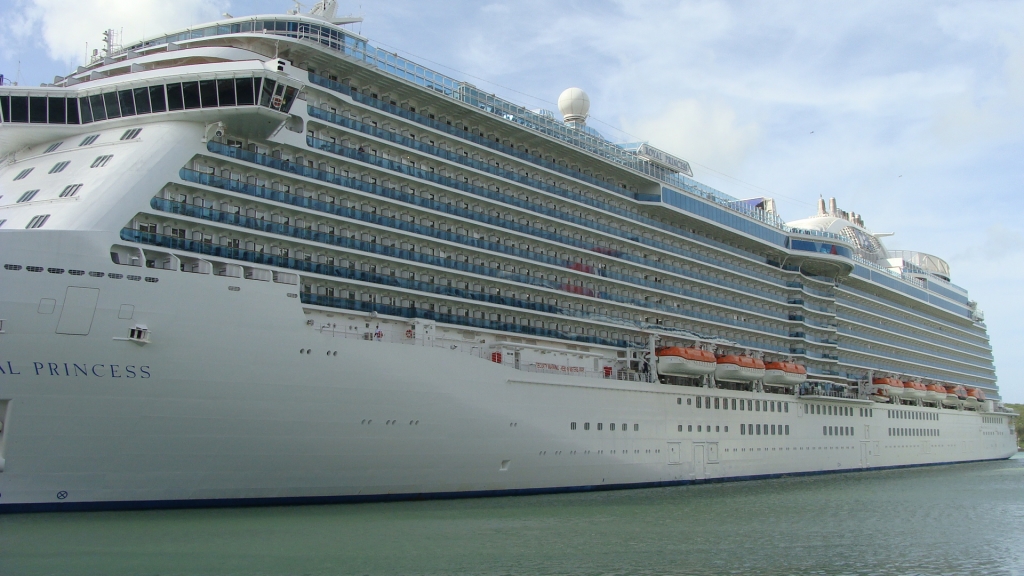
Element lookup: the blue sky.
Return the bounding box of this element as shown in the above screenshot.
[3,0,1022,401]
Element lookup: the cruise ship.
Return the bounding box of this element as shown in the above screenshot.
[0,2,1016,512]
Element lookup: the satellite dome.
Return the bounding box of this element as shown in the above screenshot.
[557,87,590,123]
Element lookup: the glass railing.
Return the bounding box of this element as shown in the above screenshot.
[836,286,990,344]
[308,76,851,250]
[836,342,995,380]
[837,324,994,363]
[202,142,794,303]
[836,352,995,385]
[304,107,793,286]
[151,191,794,339]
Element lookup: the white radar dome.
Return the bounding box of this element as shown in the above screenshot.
[557,87,590,123]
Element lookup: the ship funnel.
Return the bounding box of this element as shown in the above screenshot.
[828,197,838,216]
[817,197,826,215]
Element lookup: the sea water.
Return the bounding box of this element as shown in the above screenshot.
[2,455,1022,575]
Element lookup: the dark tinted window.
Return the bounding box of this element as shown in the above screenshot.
[166,83,184,111]
[47,97,65,123]
[182,81,200,109]
[30,96,47,123]
[103,92,121,118]
[217,79,236,106]
[281,85,297,112]
[149,85,166,112]
[259,79,276,107]
[235,77,254,105]
[0,95,9,122]
[199,80,217,107]
[9,96,28,122]
[118,89,136,116]
[133,87,151,114]
[78,97,92,123]
[66,98,79,124]
[89,94,107,121]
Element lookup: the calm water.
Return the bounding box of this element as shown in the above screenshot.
[2,456,1023,575]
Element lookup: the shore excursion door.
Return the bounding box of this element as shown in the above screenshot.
[667,442,681,464]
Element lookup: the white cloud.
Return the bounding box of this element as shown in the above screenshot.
[18,0,227,65]
[624,98,760,174]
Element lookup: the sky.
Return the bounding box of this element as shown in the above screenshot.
[2,0,1022,401]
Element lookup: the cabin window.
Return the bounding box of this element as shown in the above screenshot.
[688,425,693,432]
[714,398,720,409]
[731,399,737,410]
[785,425,790,435]
[678,425,683,432]
[570,422,576,430]
[687,398,692,406]
[609,423,615,431]
[696,397,702,408]
[584,423,589,430]
[634,424,638,431]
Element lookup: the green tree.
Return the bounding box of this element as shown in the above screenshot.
[1006,404,1024,450]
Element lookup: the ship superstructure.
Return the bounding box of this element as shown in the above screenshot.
[0,2,1015,511]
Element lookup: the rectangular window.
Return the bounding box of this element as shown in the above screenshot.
[217,79,236,106]
[199,80,218,107]
[597,423,602,431]
[48,161,70,174]
[696,396,701,408]
[236,77,255,105]
[17,189,39,203]
[756,424,761,435]
[785,425,789,435]
[771,425,776,435]
[182,81,201,109]
[570,422,576,430]
[30,96,47,123]
[755,402,760,412]
[90,155,113,168]
[714,398,720,409]
[678,424,682,432]
[731,399,736,410]
[13,168,34,181]
[150,85,167,112]
[705,396,711,409]
[133,87,152,114]
[740,423,746,435]
[259,79,277,107]
[59,184,82,197]
[584,422,590,430]
[0,95,9,122]
[166,83,184,111]
[44,142,63,153]
[25,214,50,229]
[634,424,638,431]
[48,97,66,124]
[770,402,775,413]
[784,403,788,413]
[103,91,121,118]
[79,134,99,146]
[118,89,136,116]
[10,96,28,122]
[89,94,107,121]
[610,423,616,431]
[78,97,93,123]
[747,400,753,411]
[739,400,744,411]
[66,96,81,123]
[823,426,827,436]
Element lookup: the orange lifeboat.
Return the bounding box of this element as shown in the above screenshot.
[942,385,960,406]
[904,381,928,401]
[884,379,909,397]
[763,361,807,387]
[714,355,766,382]
[656,347,717,377]
[873,377,899,394]
[965,387,983,406]
[925,384,947,403]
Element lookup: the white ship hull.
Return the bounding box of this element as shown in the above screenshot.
[0,230,1016,512]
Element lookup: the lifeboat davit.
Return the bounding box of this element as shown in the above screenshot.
[925,384,947,403]
[656,347,717,377]
[870,388,891,403]
[714,355,766,382]
[763,361,807,387]
[904,381,927,400]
